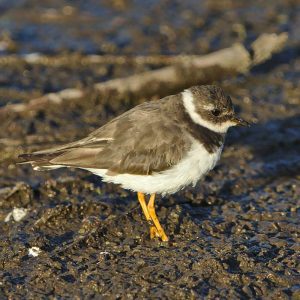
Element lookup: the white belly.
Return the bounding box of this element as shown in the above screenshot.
[84,140,223,195]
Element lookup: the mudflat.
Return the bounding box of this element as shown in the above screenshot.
[0,1,299,299]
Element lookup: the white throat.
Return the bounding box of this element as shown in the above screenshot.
[182,89,234,133]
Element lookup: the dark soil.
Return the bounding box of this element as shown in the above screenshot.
[0,1,299,299]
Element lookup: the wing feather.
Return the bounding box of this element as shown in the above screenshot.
[19,94,191,174]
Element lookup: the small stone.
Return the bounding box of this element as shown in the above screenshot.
[4,207,28,222]
[28,247,41,257]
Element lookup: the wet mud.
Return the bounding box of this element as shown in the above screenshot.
[0,0,299,299]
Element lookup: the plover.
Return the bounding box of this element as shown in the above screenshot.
[19,85,249,242]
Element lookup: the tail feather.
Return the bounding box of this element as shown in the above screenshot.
[18,151,66,171]
[18,135,110,171]
[18,152,60,162]
[18,146,104,171]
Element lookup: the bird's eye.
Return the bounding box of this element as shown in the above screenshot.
[211,109,221,116]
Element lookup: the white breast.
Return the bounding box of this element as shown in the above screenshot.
[85,140,223,195]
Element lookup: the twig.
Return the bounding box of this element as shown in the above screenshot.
[0,53,201,67]
[1,88,84,114]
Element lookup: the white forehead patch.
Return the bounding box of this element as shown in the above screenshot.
[182,89,235,133]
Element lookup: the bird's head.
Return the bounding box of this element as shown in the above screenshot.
[183,85,250,133]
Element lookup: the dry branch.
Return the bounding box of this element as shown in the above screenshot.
[0,33,287,115]
[0,53,206,67]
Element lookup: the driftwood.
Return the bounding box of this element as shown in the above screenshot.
[0,33,287,115]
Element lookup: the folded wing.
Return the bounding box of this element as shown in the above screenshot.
[19,98,191,175]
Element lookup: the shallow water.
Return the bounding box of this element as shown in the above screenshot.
[0,0,299,299]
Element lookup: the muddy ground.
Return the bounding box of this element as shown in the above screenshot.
[0,0,299,299]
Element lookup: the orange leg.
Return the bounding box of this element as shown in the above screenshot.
[147,194,169,242]
[137,192,159,239]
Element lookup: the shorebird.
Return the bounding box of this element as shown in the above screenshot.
[19,85,249,242]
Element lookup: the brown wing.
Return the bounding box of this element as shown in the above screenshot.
[98,104,191,175]
[20,95,191,174]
